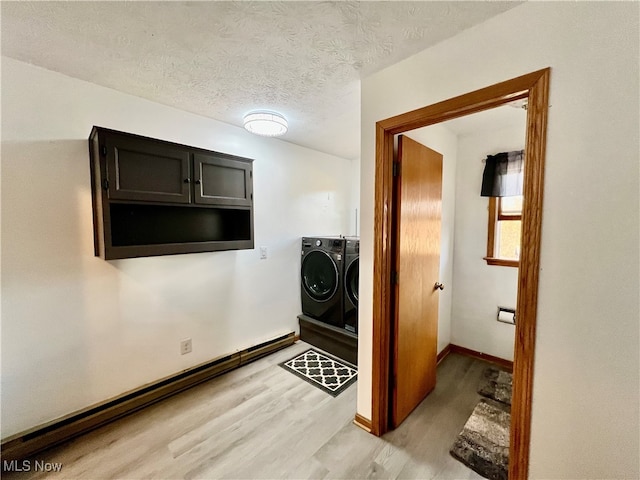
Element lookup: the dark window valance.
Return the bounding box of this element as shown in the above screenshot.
[480,150,524,197]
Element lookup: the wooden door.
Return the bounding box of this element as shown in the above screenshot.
[392,135,443,427]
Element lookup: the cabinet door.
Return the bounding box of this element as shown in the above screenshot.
[193,153,253,206]
[105,133,192,203]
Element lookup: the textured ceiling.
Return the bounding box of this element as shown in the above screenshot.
[1,1,520,159]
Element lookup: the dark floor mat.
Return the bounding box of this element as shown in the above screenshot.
[450,399,510,480]
[478,366,512,406]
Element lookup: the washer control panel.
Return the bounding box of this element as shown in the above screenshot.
[301,237,345,254]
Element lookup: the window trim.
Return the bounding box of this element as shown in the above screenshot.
[484,197,520,267]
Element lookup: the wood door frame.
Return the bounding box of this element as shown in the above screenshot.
[371,68,550,480]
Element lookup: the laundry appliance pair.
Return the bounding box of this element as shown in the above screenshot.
[300,236,358,334]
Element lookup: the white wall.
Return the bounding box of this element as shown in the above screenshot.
[0,57,352,437]
[358,3,639,478]
[450,123,526,362]
[348,156,361,237]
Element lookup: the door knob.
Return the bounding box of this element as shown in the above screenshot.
[434,282,444,291]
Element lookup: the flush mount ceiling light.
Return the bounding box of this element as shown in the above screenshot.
[243,111,288,137]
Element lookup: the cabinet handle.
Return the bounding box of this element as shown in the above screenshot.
[184,178,191,184]
[195,179,201,185]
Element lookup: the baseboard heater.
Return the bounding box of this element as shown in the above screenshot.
[1,332,295,462]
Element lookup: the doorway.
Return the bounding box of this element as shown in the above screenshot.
[370,68,550,480]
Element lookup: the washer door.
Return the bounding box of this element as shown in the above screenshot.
[302,250,339,302]
[345,258,359,306]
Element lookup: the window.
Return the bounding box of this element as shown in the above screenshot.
[485,195,522,267]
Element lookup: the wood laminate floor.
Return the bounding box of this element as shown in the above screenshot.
[4,342,487,480]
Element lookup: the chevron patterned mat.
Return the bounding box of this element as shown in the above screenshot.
[279,348,357,397]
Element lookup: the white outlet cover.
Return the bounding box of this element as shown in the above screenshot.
[180,339,192,354]
[260,246,268,259]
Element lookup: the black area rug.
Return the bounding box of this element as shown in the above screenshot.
[450,400,510,480]
[478,366,513,406]
[279,348,357,397]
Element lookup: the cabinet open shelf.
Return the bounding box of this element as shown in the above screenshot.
[110,203,252,246]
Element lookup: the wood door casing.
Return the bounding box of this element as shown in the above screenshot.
[392,135,443,427]
[370,68,550,479]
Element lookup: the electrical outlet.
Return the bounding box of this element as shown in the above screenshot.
[180,338,192,355]
[260,246,268,259]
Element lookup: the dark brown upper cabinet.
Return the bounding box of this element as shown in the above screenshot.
[193,153,253,206]
[105,131,192,204]
[89,127,254,260]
